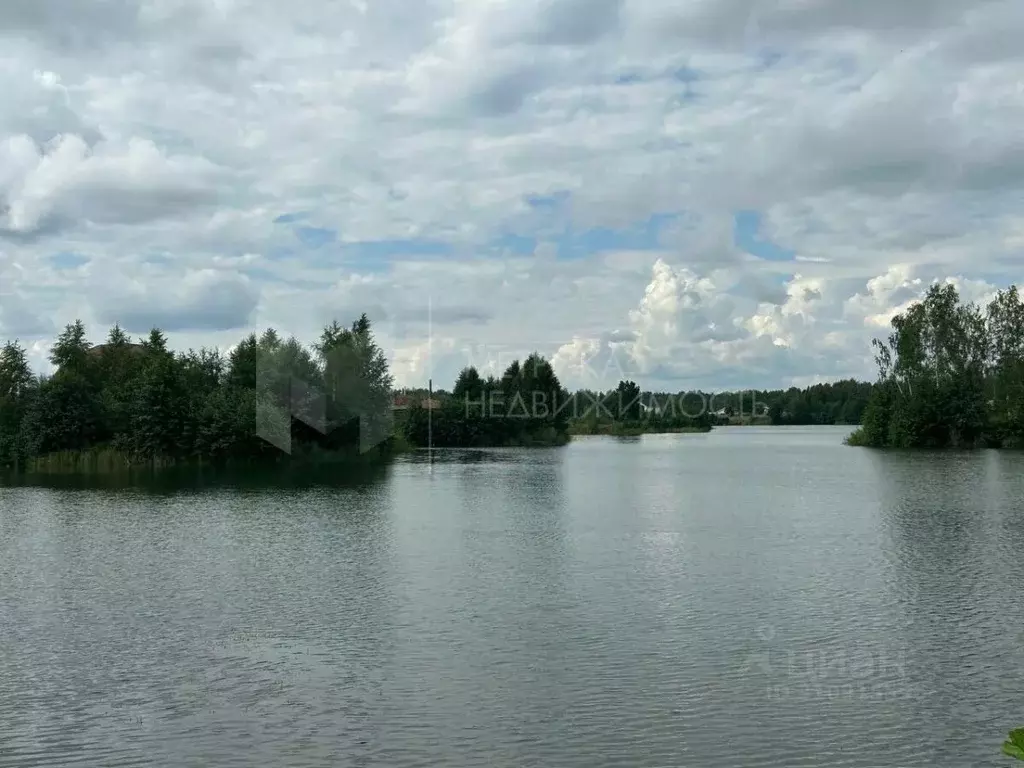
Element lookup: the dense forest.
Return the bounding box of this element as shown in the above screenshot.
[411,374,871,441]
[401,356,572,447]
[400,374,718,442]
[567,380,716,435]
[564,379,871,434]
[849,283,1024,448]
[0,315,397,472]
[708,381,874,426]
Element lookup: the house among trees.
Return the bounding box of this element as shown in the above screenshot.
[392,394,441,411]
[87,342,146,359]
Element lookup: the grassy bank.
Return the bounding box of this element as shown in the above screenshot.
[20,437,412,477]
[494,426,571,447]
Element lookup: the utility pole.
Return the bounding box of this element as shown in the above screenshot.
[427,293,434,469]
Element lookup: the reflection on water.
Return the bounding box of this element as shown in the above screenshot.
[0,461,395,494]
[1,427,1022,767]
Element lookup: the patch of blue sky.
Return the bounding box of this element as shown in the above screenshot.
[734,210,796,262]
[554,212,679,260]
[294,226,337,248]
[49,251,90,269]
[499,190,681,260]
[493,233,537,256]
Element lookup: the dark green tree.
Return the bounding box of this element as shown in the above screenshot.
[127,329,187,460]
[315,315,393,453]
[987,286,1024,445]
[614,379,642,421]
[0,341,35,469]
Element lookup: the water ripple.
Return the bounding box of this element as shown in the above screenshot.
[2,430,1023,767]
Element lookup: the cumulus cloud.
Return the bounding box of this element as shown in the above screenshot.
[0,134,222,236]
[94,269,259,333]
[551,333,638,389]
[627,259,738,370]
[845,266,924,329]
[2,0,1023,389]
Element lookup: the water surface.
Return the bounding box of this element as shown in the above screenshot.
[2,427,1022,767]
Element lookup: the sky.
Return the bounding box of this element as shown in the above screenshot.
[1,0,1022,392]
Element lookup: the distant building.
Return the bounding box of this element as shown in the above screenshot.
[86,343,146,358]
[392,395,441,411]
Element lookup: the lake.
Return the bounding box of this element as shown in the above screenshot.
[2,426,1023,767]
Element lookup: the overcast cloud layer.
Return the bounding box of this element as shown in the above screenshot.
[2,0,1023,390]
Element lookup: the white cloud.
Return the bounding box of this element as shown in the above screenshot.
[845,265,924,329]
[0,134,222,235]
[627,258,734,369]
[94,268,259,333]
[2,0,1023,390]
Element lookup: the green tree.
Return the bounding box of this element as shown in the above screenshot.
[987,286,1024,445]
[49,320,92,375]
[226,333,261,391]
[406,355,568,448]
[127,329,186,460]
[614,379,642,422]
[315,315,393,453]
[31,321,102,453]
[453,366,484,402]
[1,315,403,471]
[0,341,35,469]
[94,324,139,448]
[178,347,225,457]
[850,282,995,447]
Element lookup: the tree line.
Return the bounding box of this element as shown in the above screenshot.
[0,315,396,472]
[7,282,1013,468]
[849,283,1024,448]
[564,379,872,432]
[400,371,723,444]
[401,355,572,447]
[567,380,715,434]
[405,373,873,441]
[707,380,874,426]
